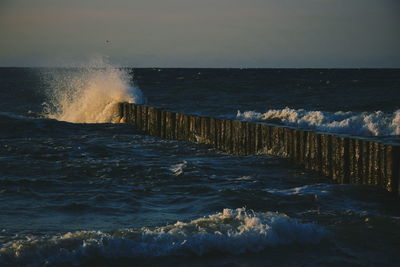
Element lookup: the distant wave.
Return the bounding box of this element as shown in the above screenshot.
[0,111,38,122]
[0,208,328,266]
[237,107,400,136]
[41,57,144,124]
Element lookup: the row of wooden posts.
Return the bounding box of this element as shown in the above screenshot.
[119,102,400,195]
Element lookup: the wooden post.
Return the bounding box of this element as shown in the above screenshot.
[292,130,301,162]
[165,111,176,139]
[160,110,166,138]
[386,145,400,194]
[255,124,263,154]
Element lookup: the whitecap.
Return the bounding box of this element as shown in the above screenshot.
[237,107,400,136]
[0,208,329,266]
[169,160,188,176]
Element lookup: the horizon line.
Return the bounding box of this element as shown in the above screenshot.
[1,66,400,70]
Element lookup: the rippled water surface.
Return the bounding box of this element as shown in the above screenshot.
[1,67,400,266]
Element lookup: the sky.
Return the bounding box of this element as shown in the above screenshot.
[0,0,399,67]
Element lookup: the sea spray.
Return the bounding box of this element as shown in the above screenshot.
[41,58,144,123]
[237,107,400,136]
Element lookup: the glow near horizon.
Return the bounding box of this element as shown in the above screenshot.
[0,0,399,67]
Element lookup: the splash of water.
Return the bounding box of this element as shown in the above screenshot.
[42,58,144,123]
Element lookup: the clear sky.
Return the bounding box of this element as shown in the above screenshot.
[1,0,399,67]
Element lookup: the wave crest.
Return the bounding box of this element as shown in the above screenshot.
[237,107,400,136]
[0,208,328,265]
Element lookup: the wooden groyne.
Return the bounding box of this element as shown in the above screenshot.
[119,102,400,195]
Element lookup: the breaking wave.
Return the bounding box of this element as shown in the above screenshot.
[0,208,328,266]
[41,57,144,123]
[237,107,400,136]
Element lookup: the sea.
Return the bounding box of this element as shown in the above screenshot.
[1,62,400,266]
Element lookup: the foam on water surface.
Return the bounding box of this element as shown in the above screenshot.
[169,160,188,176]
[237,107,400,136]
[0,208,328,266]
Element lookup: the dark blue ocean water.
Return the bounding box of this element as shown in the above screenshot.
[1,67,400,266]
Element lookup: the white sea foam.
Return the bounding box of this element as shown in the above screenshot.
[237,107,400,136]
[0,208,328,266]
[169,160,188,176]
[265,184,332,196]
[42,57,144,123]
